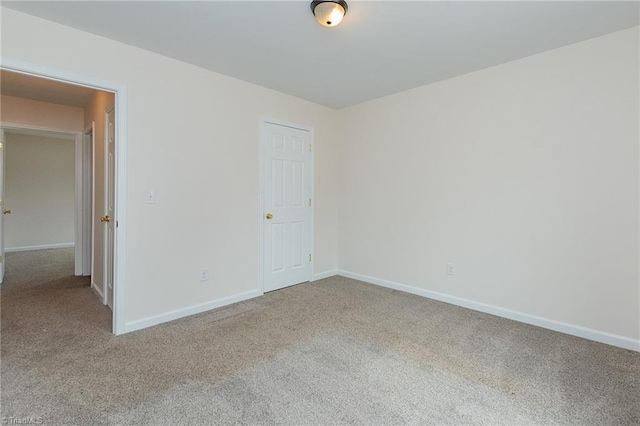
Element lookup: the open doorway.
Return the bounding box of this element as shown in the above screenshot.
[0,127,102,329]
[3,129,77,255]
[0,66,124,333]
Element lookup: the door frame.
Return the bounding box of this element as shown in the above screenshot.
[0,57,128,335]
[258,116,315,294]
[83,123,96,283]
[0,123,81,259]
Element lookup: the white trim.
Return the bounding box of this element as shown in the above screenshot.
[113,82,128,336]
[91,279,104,300]
[312,269,338,281]
[123,290,262,334]
[6,242,75,252]
[258,122,265,294]
[309,126,316,285]
[1,57,129,335]
[261,116,314,132]
[74,131,83,275]
[82,123,95,277]
[258,117,315,293]
[1,128,75,140]
[337,269,640,352]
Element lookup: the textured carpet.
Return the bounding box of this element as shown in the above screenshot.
[2,249,639,425]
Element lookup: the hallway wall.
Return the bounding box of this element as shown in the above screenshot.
[0,94,84,132]
[4,132,76,250]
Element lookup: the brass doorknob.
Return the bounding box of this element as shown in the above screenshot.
[100,215,111,223]
[3,209,11,215]
[265,213,273,220]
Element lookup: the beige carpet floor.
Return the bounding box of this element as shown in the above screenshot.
[1,248,639,425]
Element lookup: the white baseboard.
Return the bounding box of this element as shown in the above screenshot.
[6,242,75,253]
[337,270,640,352]
[123,289,263,334]
[312,269,338,281]
[91,280,104,301]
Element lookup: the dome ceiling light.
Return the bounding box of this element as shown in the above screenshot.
[311,0,348,27]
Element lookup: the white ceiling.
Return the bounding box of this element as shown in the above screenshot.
[4,1,638,109]
[1,69,97,107]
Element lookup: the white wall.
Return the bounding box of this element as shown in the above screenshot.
[84,91,114,297]
[4,132,75,250]
[2,7,637,348]
[338,27,639,343]
[0,94,84,132]
[0,8,339,327]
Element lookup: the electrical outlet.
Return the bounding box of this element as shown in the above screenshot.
[447,262,456,276]
[199,267,209,282]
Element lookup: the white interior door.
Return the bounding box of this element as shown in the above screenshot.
[262,122,312,292]
[104,108,115,309]
[0,129,5,284]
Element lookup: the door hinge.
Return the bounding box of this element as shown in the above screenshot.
[308,254,312,262]
[0,143,3,149]
[308,143,312,152]
[309,198,312,207]
[116,221,119,228]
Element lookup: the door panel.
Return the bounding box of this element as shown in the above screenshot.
[291,221,304,268]
[263,123,311,292]
[271,223,285,273]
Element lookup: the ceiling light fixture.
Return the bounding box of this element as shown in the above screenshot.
[311,0,348,27]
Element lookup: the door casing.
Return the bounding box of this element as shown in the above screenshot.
[83,122,95,280]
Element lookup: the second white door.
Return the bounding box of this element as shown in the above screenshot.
[104,107,115,309]
[0,129,5,284]
[262,122,312,292]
